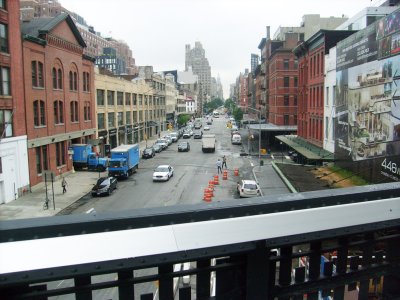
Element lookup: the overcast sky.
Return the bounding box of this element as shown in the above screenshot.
[61,0,383,98]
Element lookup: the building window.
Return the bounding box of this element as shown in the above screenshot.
[82,72,90,92]
[125,93,131,105]
[0,1,6,9]
[138,94,143,105]
[108,112,115,128]
[0,109,12,137]
[58,69,63,89]
[283,77,289,88]
[0,66,10,95]
[326,86,329,106]
[69,71,78,91]
[284,95,289,106]
[294,95,298,106]
[294,59,298,69]
[283,59,289,70]
[56,141,66,167]
[33,100,46,126]
[0,23,8,53]
[53,100,64,124]
[118,112,123,126]
[133,93,137,105]
[52,68,57,89]
[126,111,131,124]
[107,90,114,106]
[32,61,44,88]
[117,92,123,105]
[70,101,79,122]
[84,101,91,121]
[98,113,105,129]
[284,115,289,125]
[36,145,48,174]
[294,77,298,87]
[294,115,297,125]
[97,89,105,106]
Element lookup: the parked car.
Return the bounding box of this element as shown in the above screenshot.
[163,135,173,145]
[170,132,179,142]
[142,147,155,159]
[237,180,261,198]
[193,130,203,139]
[204,126,210,131]
[153,165,174,182]
[91,176,117,196]
[231,134,242,145]
[178,141,190,152]
[153,143,162,153]
[155,138,168,150]
[182,131,191,139]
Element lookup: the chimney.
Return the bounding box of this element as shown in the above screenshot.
[266,26,270,40]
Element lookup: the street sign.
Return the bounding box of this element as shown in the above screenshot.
[43,170,55,182]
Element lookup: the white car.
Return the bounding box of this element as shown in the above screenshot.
[153,165,174,182]
[204,126,210,131]
[237,179,261,198]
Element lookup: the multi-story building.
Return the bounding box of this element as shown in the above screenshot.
[250,53,259,73]
[185,42,211,113]
[95,68,165,153]
[0,0,30,204]
[20,0,138,76]
[293,30,356,148]
[268,32,300,126]
[239,69,249,111]
[21,14,97,187]
[273,14,348,42]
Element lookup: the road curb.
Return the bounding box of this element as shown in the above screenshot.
[271,162,298,193]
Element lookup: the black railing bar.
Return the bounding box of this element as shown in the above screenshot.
[14,261,245,299]
[272,262,397,298]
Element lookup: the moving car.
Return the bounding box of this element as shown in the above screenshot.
[204,126,210,131]
[237,180,261,198]
[153,165,174,182]
[193,130,203,139]
[182,131,191,139]
[231,134,242,145]
[178,141,190,152]
[142,147,155,159]
[91,176,117,196]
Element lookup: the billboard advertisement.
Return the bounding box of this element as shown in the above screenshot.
[335,9,400,183]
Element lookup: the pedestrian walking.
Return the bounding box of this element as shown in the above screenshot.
[61,177,67,194]
[222,155,227,169]
[216,159,223,174]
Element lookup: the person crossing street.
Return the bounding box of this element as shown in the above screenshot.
[216,159,223,174]
[222,155,227,169]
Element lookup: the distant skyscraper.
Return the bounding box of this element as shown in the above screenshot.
[251,54,259,73]
[185,41,211,113]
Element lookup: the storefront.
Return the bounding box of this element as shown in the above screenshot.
[118,126,126,145]
[108,128,117,149]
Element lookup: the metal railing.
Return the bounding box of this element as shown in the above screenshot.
[1,183,400,299]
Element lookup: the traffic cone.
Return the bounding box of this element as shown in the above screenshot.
[223,170,228,180]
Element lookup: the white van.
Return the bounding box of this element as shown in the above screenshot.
[231,134,242,145]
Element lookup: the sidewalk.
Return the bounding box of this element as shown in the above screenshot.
[0,131,170,221]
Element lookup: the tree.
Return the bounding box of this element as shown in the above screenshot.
[177,114,191,126]
[233,107,243,122]
[204,98,224,114]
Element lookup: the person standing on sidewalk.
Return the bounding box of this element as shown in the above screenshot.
[222,155,227,169]
[61,177,68,194]
[216,159,222,174]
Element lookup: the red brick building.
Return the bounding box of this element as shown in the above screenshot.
[0,0,30,204]
[21,14,96,187]
[239,70,249,111]
[268,33,300,126]
[294,30,355,148]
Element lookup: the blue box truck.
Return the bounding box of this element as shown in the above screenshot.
[71,144,108,171]
[108,144,140,178]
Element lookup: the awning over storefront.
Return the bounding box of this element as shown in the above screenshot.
[248,124,297,132]
[276,135,334,161]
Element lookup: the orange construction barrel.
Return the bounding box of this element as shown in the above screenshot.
[213,175,219,185]
[223,170,228,180]
[234,168,239,176]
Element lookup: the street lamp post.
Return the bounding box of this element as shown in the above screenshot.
[247,107,262,165]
